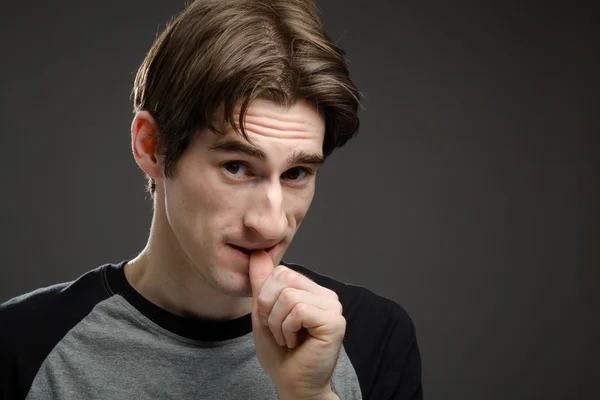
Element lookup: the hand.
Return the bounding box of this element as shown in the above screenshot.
[248,251,345,400]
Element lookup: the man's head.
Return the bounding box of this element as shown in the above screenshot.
[130,0,360,297]
[133,0,360,198]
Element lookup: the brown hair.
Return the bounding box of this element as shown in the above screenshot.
[132,0,361,198]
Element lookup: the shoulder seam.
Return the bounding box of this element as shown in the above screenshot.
[100,264,115,297]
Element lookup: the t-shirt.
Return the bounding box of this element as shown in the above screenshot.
[0,260,423,399]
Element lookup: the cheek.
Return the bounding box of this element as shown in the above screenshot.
[173,160,223,209]
[178,177,247,233]
[164,168,221,235]
[286,186,315,227]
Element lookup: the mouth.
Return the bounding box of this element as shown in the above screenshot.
[228,244,276,256]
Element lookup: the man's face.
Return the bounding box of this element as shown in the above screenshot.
[161,99,325,297]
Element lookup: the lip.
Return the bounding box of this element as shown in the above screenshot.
[228,243,277,258]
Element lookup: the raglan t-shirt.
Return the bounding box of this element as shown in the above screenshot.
[0,260,423,399]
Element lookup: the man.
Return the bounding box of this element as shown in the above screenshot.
[1,0,423,399]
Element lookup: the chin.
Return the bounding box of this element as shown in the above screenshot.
[215,270,254,298]
[204,256,252,293]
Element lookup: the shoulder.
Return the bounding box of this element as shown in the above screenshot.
[0,265,111,336]
[0,264,115,400]
[1,281,72,334]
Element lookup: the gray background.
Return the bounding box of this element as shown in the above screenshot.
[1,1,598,399]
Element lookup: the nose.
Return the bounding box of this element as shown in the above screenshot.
[243,180,287,241]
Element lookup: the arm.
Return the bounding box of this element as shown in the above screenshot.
[341,289,424,400]
[369,303,423,399]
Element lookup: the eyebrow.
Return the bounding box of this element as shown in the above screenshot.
[208,138,325,167]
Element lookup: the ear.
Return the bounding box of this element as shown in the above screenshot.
[131,111,163,180]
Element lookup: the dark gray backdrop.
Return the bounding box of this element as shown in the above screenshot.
[1,1,598,399]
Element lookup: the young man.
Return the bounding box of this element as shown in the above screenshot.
[1,1,423,399]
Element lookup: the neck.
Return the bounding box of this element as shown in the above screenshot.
[124,193,253,322]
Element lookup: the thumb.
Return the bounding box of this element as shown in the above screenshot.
[248,250,275,299]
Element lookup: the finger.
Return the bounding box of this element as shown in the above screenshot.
[283,324,306,349]
[255,265,339,325]
[267,287,342,347]
[248,251,275,300]
[281,303,346,348]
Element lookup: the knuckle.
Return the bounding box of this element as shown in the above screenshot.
[334,315,347,334]
[279,269,298,284]
[256,295,270,310]
[274,265,288,277]
[280,287,298,304]
[327,289,339,301]
[293,303,309,316]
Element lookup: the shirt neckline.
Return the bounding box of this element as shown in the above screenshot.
[104,260,253,342]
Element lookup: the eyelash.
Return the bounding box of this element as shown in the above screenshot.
[222,161,314,181]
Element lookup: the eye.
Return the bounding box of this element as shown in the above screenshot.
[223,161,250,178]
[282,167,312,181]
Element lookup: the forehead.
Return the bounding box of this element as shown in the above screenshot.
[233,99,325,142]
[199,98,326,158]
[200,99,325,151]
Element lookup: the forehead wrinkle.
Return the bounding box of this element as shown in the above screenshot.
[241,122,316,140]
[242,114,316,133]
[241,109,319,124]
[236,106,323,129]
